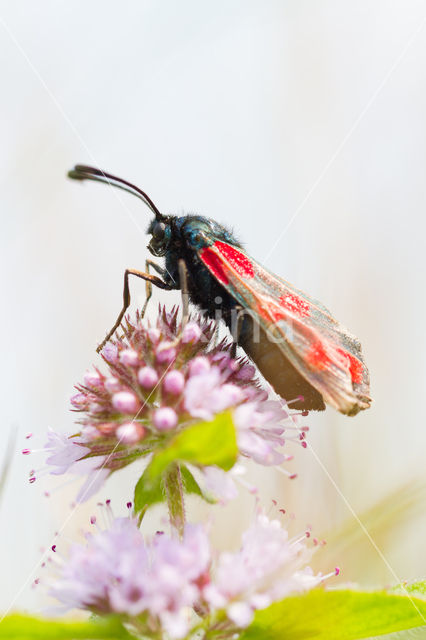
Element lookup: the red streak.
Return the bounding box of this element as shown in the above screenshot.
[258,293,310,323]
[278,293,310,317]
[307,341,364,384]
[306,341,331,371]
[214,241,255,278]
[200,247,229,284]
[337,349,364,384]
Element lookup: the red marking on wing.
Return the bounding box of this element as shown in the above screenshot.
[278,294,310,317]
[308,341,364,384]
[337,349,364,384]
[214,241,255,278]
[198,240,370,414]
[306,341,332,371]
[200,247,229,284]
[256,300,281,323]
[258,293,310,323]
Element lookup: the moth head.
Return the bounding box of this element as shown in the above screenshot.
[147,218,172,257]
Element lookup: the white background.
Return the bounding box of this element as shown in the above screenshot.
[1,0,426,614]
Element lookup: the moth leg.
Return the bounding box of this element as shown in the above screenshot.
[178,259,189,326]
[141,260,168,318]
[231,305,244,358]
[97,268,172,353]
[146,260,169,279]
[164,260,190,349]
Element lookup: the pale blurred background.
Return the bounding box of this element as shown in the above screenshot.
[1,0,426,614]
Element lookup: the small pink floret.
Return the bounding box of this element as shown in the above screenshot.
[84,371,102,387]
[156,342,177,364]
[153,407,178,431]
[188,356,210,376]
[105,377,120,393]
[163,370,185,395]
[147,327,161,343]
[182,322,202,344]
[70,393,86,408]
[112,391,140,414]
[116,422,145,444]
[101,342,118,363]
[138,366,158,389]
[236,363,256,381]
[89,402,103,414]
[119,349,139,367]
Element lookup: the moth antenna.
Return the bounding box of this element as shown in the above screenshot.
[67,164,164,220]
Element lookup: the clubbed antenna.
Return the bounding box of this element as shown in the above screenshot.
[67,164,164,220]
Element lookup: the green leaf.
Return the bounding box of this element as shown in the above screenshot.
[239,589,426,640]
[0,614,130,639]
[134,464,164,514]
[365,628,426,640]
[180,464,203,496]
[393,580,426,600]
[181,464,216,503]
[147,411,238,480]
[133,462,216,515]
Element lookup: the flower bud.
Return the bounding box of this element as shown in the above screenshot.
[189,356,210,376]
[147,327,161,343]
[112,391,140,414]
[101,342,118,363]
[119,349,139,367]
[163,370,185,395]
[116,422,145,444]
[105,377,120,393]
[153,407,178,431]
[182,322,202,344]
[236,364,256,381]
[138,366,159,389]
[156,342,177,364]
[70,392,87,408]
[89,402,104,414]
[84,371,101,387]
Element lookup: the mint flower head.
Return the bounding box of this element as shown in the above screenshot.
[44,505,333,639]
[34,307,309,502]
[48,510,210,639]
[71,307,260,441]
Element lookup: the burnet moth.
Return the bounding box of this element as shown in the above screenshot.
[68,165,371,416]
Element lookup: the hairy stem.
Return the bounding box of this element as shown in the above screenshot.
[163,463,185,538]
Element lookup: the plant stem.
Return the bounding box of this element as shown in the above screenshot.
[163,463,185,538]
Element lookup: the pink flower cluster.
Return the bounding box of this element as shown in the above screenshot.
[47,508,331,639]
[36,308,308,500]
[204,513,324,627]
[49,515,209,638]
[70,308,262,449]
